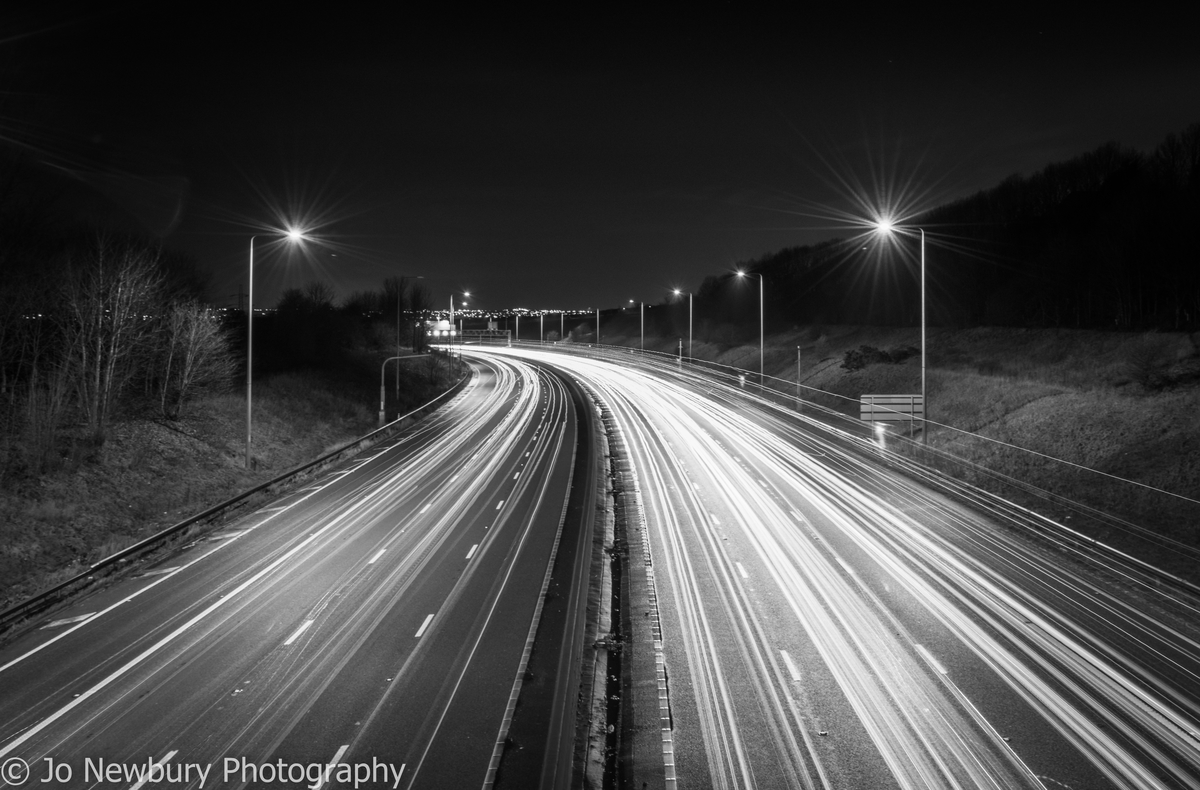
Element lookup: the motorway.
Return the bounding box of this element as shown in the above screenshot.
[471,345,1200,790]
[0,355,585,790]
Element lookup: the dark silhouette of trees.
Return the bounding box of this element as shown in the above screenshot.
[679,123,1200,334]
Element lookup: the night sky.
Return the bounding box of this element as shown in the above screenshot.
[6,5,1198,312]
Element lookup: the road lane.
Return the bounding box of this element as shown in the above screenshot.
[473,344,1200,790]
[0,354,581,789]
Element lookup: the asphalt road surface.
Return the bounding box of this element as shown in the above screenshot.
[473,344,1200,790]
[0,355,581,790]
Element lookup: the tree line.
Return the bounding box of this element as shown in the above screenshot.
[1,229,233,472]
[1,225,438,475]
[0,146,440,474]
[674,122,1200,338]
[250,276,432,374]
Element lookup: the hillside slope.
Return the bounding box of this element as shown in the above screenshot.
[606,325,1200,583]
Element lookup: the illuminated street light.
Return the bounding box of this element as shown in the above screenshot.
[874,220,927,443]
[450,291,469,357]
[736,271,764,383]
[673,289,692,362]
[247,228,308,469]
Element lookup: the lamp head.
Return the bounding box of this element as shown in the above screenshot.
[874,218,895,235]
[284,227,307,242]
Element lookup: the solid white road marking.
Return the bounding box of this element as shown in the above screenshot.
[780,649,802,682]
[415,614,434,638]
[466,544,479,560]
[368,549,386,565]
[284,619,314,646]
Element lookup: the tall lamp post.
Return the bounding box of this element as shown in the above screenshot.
[640,301,645,352]
[673,289,692,362]
[736,271,764,384]
[875,221,927,442]
[449,291,469,357]
[246,228,307,469]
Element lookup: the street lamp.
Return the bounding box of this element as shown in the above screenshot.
[673,289,692,362]
[450,291,469,357]
[736,271,764,383]
[874,221,927,442]
[246,228,307,469]
[640,301,645,352]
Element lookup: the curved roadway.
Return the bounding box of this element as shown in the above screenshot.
[473,344,1200,790]
[0,355,582,790]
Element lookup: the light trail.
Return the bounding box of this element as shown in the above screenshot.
[0,354,579,789]
[468,344,1200,790]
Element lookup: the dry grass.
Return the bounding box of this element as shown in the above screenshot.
[0,370,385,608]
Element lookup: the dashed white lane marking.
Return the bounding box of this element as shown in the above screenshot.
[415,614,434,638]
[368,549,386,565]
[41,613,96,630]
[496,500,504,510]
[513,472,520,479]
[466,544,479,560]
[309,744,350,790]
[736,562,748,579]
[128,750,178,790]
[780,649,802,682]
[284,620,314,646]
[420,504,431,514]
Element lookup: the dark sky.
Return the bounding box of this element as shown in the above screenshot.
[5,4,1198,312]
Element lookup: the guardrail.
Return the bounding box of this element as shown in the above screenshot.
[0,370,471,637]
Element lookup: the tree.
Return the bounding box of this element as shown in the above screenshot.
[158,301,236,419]
[408,280,432,353]
[59,234,164,442]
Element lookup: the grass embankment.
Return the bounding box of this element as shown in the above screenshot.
[602,326,1200,585]
[0,357,463,609]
